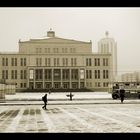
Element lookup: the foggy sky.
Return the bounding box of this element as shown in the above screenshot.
[0,7,140,75]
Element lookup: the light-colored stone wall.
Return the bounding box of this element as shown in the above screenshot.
[0,32,113,91]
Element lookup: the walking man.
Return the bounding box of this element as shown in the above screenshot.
[42,94,48,110]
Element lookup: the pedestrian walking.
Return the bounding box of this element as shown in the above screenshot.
[42,94,48,110]
[120,88,125,103]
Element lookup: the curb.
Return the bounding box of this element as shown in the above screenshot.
[0,101,140,105]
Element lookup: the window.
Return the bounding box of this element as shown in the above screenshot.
[74,58,77,66]
[2,58,8,66]
[103,70,109,79]
[95,70,100,79]
[95,82,101,87]
[6,58,8,66]
[44,69,52,80]
[45,48,50,53]
[11,70,17,79]
[95,58,100,66]
[62,69,69,80]
[86,58,88,66]
[53,48,58,53]
[86,70,92,79]
[11,58,14,66]
[24,83,26,88]
[103,82,109,87]
[35,69,43,80]
[54,69,61,80]
[71,58,73,66]
[65,48,67,53]
[62,58,68,66]
[20,58,23,66]
[54,58,56,66]
[24,58,26,66]
[36,48,41,53]
[103,58,109,66]
[15,70,17,79]
[54,58,59,66]
[2,58,4,66]
[11,58,17,66]
[36,58,42,66]
[15,58,17,66]
[20,83,23,88]
[2,70,8,79]
[6,70,8,79]
[57,58,60,66]
[71,69,78,80]
[62,48,68,53]
[86,58,92,66]
[24,70,27,79]
[20,70,23,79]
[45,58,51,66]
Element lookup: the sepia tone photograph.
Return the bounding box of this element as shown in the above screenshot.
[0,7,140,133]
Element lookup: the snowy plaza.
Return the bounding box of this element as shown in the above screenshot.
[0,92,140,133]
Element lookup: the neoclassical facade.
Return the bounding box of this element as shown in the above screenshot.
[0,30,116,92]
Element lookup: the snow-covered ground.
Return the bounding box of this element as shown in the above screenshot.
[0,104,140,133]
[5,92,112,100]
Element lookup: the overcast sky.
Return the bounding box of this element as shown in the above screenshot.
[0,7,140,75]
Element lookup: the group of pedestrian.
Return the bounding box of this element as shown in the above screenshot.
[41,86,125,110]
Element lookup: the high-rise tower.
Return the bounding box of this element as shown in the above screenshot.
[98,31,117,82]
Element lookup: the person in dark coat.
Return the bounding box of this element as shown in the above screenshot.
[42,94,48,110]
[120,88,125,103]
[69,92,73,101]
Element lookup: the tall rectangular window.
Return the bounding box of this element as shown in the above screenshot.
[45,58,51,66]
[24,58,26,66]
[6,70,8,79]
[11,70,14,79]
[24,70,27,79]
[15,58,17,66]
[36,58,42,66]
[11,70,17,79]
[74,58,77,66]
[71,69,78,80]
[20,58,23,66]
[66,58,68,66]
[2,58,5,66]
[95,70,100,79]
[20,70,23,79]
[103,70,109,79]
[2,58,8,66]
[95,58,100,66]
[6,58,8,66]
[86,58,88,66]
[44,69,52,80]
[86,58,92,66]
[57,58,59,66]
[2,70,5,79]
[103,58,109,66]
[98,70,100,79]
[95,70,97,79]
[71,58,73,66]
[54,58,56,66]
[11,58,17,66]
[11,58,14,66]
